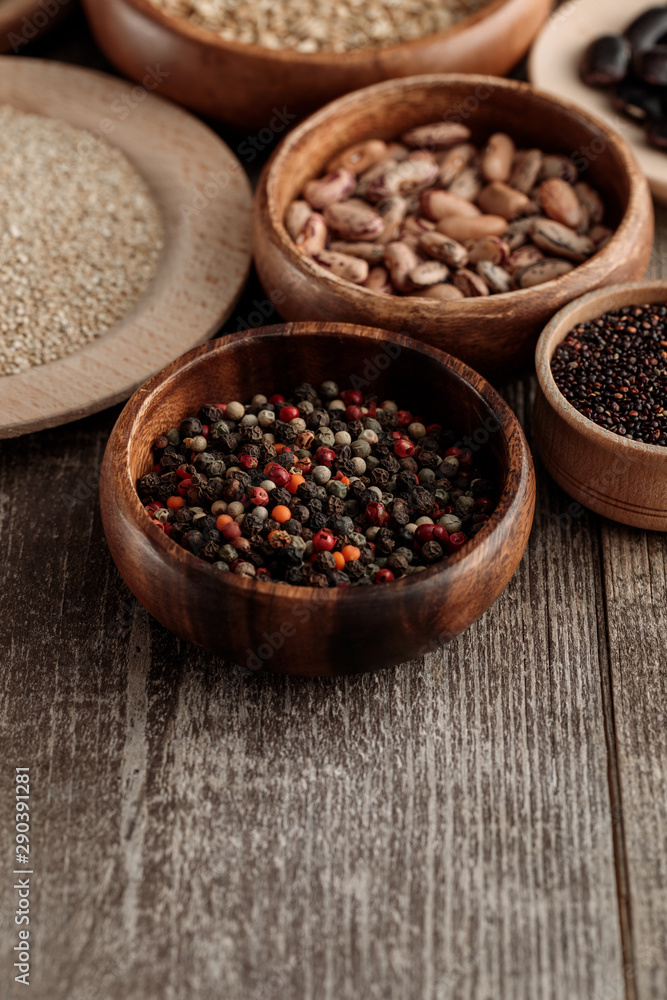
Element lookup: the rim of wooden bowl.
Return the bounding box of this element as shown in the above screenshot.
[258,73,649,313]
[0,58,252,440]
[535,280,667,463]
[102,322,535,603]
[0,0,69,52]
[122,0,534,63]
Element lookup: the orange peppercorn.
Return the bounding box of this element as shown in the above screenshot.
[341,544,361,562]
[287,473,305,495]
[216,513,233,530]
[167,495,185,510]
[333,551,346,571]
[272,505,292,523]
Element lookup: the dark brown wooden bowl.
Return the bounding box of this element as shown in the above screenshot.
[80,0,552,128]
[253,74,654,382]
[100,322,535,676]
[534,281,667,531]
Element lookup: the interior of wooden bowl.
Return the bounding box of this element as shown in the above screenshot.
[267,75,633,290]
[124,0,516,61]
[535,281,667,462]
[128,327,510,486]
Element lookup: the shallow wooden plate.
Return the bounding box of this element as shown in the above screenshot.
[0,0,70,53]
[528,0,667,204]
[0,57,252,439]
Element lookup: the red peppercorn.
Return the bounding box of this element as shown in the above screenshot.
[268,465,290,487]
[222,522,242,541]
[256,568,271,579]
[269,394,285,405]
[367,401,377,418]
[163,523,173,537]
[279,405,300,422]
[175,465,190,480]
[240,454,257,469]
[433,525,449,543]
[313,528,336,552]
[201,424,209,439]
[346,404,362,421]
[314,446,336,466]
[415,524,435,545]
[397,410,412,426]
[145,500,165,512]
[474,497,494,513]
[473,514,490,525]
[250,487,270,506]
[376,569,395,583]
[426,423,441,435]
[177,478,192,496]
[152,464,161,474]
[342,389,363,406]
[391,430,402,439]
[444,532,467,552]
[365,501,388,525]
[394,438,414,458]
[151,519,165,531]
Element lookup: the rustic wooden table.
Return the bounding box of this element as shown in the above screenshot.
[1,12,666,1000]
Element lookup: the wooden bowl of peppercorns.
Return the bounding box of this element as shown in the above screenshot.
[253,74,653,381]
[534,281,667,532]
[81,0,551,129]
[100,322,535,676]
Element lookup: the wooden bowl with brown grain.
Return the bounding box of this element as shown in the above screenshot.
[253,74,654,382]
[100,322,535,676]
[80,0,552,128]
[534,281,667,532]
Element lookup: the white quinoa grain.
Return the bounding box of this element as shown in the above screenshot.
[150,0,489,52]
[0,106,164,377]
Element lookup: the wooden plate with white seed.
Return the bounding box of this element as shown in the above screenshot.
[0,57,252,439]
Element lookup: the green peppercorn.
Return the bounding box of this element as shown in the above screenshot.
[166,428,180,446]
[218,544,237,563]
[320,380,339,400]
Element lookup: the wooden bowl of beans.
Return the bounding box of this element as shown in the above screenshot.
[80,0,551,128]
[534,281,667,532]
[100,322,535,676]
[253,74,654,381]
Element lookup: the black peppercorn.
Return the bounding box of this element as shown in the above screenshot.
[421,540,444,563]
[198,404,223,424]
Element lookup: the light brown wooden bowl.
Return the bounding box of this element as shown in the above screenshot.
[0,57,252,440]
[100,322,535,676]
[253,74,654,382]
[0,0,70,52]
[80,0,552,128]
[534,282,667,532]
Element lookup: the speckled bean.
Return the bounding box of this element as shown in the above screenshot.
[448,166,483,201]
[481,132,515,183]
[504,217,535,250]
[436,214,508,241]
[531,218,594,261]
[537,178,582,229]
[408,260,450,287]
[376,196,408,244]
[476,259,513,293]
[538,154,578,184]
[574,182,605,225]
[366,155,439,201]
[416,283,465,301]
[364,265,394,293]
[329,241,386,263]
[466,235,510,266]
[514,258,574,287]
[313,249,369,283]
[285,200,313,240]
[401,122,472,149]
[509,149,543,194]
[327,140,388,175]
[418,230,469,268]
[437,143,477,186]
[452,268,490,297]
[383,240,420,292]
[295,212,327,254]
[477,182,530,220]
[508,244,544,272]
[420,188,481,221]
[304,168,356,209]
[323,199,385,240]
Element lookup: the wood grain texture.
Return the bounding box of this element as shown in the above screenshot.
[253,74,654,380]
[0,381,625,1000]
[100,322,535,675]
[0,57,253,439]
[0,14,665,1000]
[81,0,552,128]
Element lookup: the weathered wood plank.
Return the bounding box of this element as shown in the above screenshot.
[0,380,624,1000]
